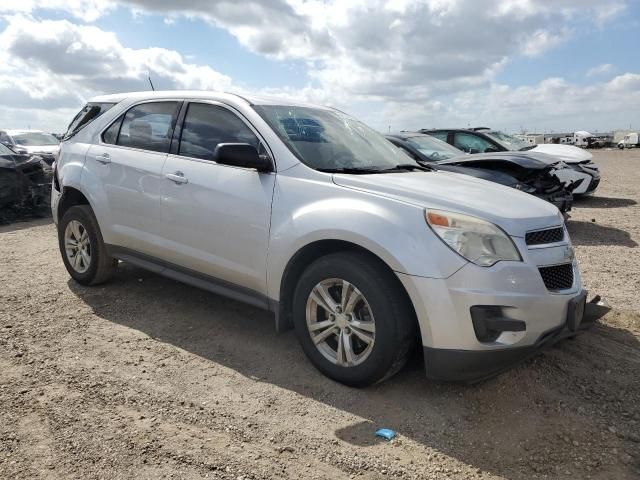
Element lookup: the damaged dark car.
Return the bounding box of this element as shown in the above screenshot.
[386,132,574,213]
[0,142,53,221]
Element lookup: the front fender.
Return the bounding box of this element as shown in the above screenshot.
[266,168,466,300]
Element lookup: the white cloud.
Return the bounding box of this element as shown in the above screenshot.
[0,15,234,131]
[587,63,614,77]
[0,1,636,133]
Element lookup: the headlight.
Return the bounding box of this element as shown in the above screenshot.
[425,209,521,266]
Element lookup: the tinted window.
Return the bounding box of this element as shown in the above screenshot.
[102,117,122,145]
[0,132,11,144]
[65,102,115,140]
[405,135,462,161]
[117,102,179,153]
[453,132,494,153]
[179,103,259,161]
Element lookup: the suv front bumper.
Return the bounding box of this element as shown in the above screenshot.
[397,249,589,381]
[423,290,595,381]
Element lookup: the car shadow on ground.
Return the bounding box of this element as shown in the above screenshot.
[69,264,640,479]
[573,196,637,209]
[567,220,638,247]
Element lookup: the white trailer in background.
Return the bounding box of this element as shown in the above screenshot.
[573,131,593,148]
[618,132,639,149]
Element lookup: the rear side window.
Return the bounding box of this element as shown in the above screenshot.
[178,103,258,161]
[116,102,179,153]
[64,102,115,140]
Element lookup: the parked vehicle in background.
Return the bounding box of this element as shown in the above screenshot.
[618,132,639,149]
[0,129,60,166]
[386,133,573,213]
[53,91,589,386]
[421,128,600,195]
[0,142,52,218]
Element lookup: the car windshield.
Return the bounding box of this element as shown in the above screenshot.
[253,105,418,171]
[405,135,463,161]
[484,130,530,151]
[0,142,16,155]
[12,132,59,146]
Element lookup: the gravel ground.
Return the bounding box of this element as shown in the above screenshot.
[1,149,639,480]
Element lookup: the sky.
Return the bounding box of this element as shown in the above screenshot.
[0,0,638,134]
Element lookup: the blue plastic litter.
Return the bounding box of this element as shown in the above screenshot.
[375,428,396,441]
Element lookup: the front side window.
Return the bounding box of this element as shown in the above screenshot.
[253,105,415,171]
[179,103,259,161]
[117,102,179,153]
[453,132,494,153]
[405,135,462,161]
[485,130,530,151]
[12,132,59,146]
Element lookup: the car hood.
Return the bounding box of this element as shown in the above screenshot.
[332,171,561,237]
[530,144,593,163]
[432,164,517,187]
[438,152,554,169]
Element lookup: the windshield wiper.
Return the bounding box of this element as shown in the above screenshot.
[316,167,386,174]
[381,163,433,172]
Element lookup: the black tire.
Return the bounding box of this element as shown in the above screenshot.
[58,205,116,285]
[293,252,416,387]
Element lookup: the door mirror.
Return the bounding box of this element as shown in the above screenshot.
[468,148,480,154]
[214,143,272,172]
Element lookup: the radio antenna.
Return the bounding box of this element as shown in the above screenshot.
[148,73,155,91]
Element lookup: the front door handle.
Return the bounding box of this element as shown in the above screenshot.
[95,153,111,164]
[165,171,188,184]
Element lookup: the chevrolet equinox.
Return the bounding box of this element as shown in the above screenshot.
[52,91,587,386]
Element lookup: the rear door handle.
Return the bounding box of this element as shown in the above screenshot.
[95,153,111,164]
[165,171,188,184]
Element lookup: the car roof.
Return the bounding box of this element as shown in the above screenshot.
[88,90,333,110]
[387,132,433,140]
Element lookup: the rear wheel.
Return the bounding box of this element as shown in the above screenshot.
[58,205,116,285]
[293,252,415,387]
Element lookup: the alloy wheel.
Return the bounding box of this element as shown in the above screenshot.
[305,278,376,367]
[64,220,91,274]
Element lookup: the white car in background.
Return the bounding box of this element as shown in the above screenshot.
[0,129,60,165]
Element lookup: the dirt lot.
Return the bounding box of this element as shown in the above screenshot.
[1,149,639,480]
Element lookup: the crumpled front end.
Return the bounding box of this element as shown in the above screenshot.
[0,155,52,219]
[520,166,574,213]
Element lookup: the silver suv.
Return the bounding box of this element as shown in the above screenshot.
[53,91,587,386]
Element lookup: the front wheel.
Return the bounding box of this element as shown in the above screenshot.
[293,252,416,387]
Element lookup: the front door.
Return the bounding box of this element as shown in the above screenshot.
[160,101,275,297]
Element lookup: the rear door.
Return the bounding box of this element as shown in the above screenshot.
[159,101,275,297]
[85,101,181,257]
